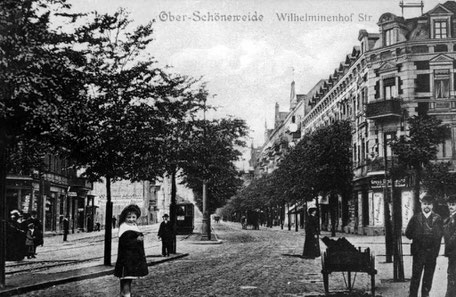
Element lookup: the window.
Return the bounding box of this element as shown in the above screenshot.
[434,69,450,99]
[415,74,430,92]
[384,29,397,46]
[383,77,397,99]
[434,20,448,39]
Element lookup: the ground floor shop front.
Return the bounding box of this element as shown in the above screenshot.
[6,174,93,233]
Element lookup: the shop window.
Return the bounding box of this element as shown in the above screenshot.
[434,69,450,99]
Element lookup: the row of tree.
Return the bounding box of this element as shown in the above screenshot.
[220,120,353,236]
[0,0,247,286]
[220,115,456,237]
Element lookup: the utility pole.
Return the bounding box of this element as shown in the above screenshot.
[383,130,394,263]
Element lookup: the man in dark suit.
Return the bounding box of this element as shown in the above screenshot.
[63,215,70,242]
[444,194,456,297]
[158,214,173,257]
[405,194,443,297]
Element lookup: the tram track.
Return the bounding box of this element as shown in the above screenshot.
[6,232,193,276]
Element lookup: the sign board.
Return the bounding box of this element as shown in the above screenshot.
[370,178,407,189]
[67,192,77,197]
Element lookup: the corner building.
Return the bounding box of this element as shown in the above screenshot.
[254,1,456,235]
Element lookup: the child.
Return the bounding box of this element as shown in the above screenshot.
[114,205,148,297]
[25,223,36,259]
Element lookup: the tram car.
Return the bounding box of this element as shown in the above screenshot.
[175,201,195,235]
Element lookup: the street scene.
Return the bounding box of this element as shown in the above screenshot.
[1,221,442,297]
[2,0,456,296]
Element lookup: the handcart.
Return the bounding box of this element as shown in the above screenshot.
[321,237,377,296]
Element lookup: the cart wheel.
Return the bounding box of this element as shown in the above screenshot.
[323,272,329,294]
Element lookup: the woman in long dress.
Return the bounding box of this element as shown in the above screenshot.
[114,204,148,297]
[303,207,321,259]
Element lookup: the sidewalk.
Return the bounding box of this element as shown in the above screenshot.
[266,224,447,297]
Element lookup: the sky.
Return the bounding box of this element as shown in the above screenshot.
[68,0,446,167]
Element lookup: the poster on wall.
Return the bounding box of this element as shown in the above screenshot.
[402,191,413,227]
[373,192,384,226]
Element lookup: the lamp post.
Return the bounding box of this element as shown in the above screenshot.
[200,97,211,240]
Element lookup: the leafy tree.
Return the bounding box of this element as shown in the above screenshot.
[61,8,207,263]
[390,115,448,214]
[0,0,94,285]
[181,117,248,213]
[422,162,456,215]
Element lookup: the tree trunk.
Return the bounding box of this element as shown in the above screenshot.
[392,181,404,281]
[281,201,284,230]
[413,167,422,214]
[104,176,113,266]
[287,203,291,231]
[170,170,178,249]
[0,126,8,288]
[330,194,337,237]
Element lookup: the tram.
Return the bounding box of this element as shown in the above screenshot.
[175,201,194,235]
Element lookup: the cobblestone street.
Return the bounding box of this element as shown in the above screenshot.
[11,221,449,297]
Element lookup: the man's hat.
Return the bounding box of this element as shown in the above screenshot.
[447,195,456,203]
[162,214,169,218]
[27,223,34,228]
[421,195,435,204]
[10,210,21,217]
[308,207,317,214]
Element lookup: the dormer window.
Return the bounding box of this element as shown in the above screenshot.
[384,28,397,46]
[434,19,448,39]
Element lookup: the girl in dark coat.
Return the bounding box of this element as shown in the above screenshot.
[114,204,148,297]
[303,207,321,259]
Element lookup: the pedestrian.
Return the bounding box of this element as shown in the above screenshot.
[114,204,148,297]
[405,194,443,297]
[112,216,117,229]
[29,210,43,254]
[6,210,26,261]
[303,207,321,259]
[444,194,456,297]
[95,220,101,232]
[25,223,36,259]
[157,214,173,257]
[63,215,69,242]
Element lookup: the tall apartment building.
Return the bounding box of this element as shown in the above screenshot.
[253,1,456,235]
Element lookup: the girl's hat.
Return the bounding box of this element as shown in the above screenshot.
[119,204,141,224]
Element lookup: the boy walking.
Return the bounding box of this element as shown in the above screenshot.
[444,195,456,297]
[405,195,443,297]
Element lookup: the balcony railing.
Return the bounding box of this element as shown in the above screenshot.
[366,99,402,119]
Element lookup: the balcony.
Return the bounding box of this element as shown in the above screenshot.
[70,177,93,190]
[365,99,402,120]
